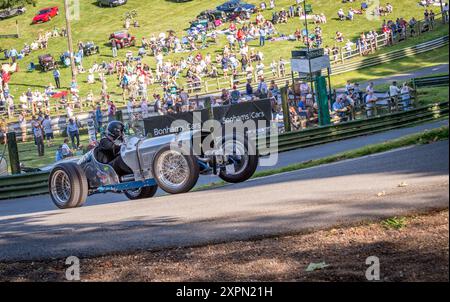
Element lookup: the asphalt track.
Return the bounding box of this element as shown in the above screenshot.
[1,119,447,217]
[0,125,448,261]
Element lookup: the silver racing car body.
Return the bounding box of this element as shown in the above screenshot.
[48,130,258,209]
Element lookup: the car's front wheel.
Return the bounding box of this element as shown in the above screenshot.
[218,137,258,184]
[49,162,88,209]
[152,145,199,194]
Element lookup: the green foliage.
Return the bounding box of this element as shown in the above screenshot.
[381,217,407,230]
[0,0,36,9]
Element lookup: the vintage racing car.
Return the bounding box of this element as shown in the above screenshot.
[38,54,56,71]
[110,31,136,48]
[48,130,258,209]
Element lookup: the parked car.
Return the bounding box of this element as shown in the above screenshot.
[32,7,59,24]
[83,41,100,56]
[48,131,258,209]
[38,54,56,71]
[110,31,136,48]
[0,6,26,21]
[191,9,227,28]
[216,0,255,13]
[97,0,128,7]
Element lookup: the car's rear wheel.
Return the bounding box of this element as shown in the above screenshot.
[152,145,199,194]
[124,185,158,200]
[49,162,88,209]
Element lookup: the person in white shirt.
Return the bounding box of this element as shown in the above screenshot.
[366,82,375,94]
[400,83,414,109]
[269,0,275,10]
[141,98,149,118]
[365,91,378,117]
[389,81,401,109]
[389,81,401,97]
[127,98,134,115]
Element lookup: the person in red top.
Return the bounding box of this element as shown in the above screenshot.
[236,28,245,48]
[229,22,237,32]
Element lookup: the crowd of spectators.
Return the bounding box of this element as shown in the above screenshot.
[0,0,440,150]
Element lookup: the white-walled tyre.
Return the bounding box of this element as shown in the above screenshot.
[152,145,199,194]
[49,162,88,209]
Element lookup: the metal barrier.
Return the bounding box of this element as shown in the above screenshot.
[0,171,49,200]
[262,101,449,153]
[0,101,448,200]
[412,74,449,88]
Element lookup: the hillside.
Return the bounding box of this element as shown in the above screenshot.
[0,0,445,103]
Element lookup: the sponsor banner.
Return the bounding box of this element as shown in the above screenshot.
[144,110,209,137]
[143,99,272,137]
[212,99,272,126]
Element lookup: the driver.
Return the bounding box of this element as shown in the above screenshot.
[95,121,133,177]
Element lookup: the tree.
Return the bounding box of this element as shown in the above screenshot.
[0,0,36,9]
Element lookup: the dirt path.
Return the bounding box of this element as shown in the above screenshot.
[1,209,448,282]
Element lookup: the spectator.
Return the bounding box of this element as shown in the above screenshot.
[18,113,27,142]
[107,100,117,122]
[61,138,73,158]
[230,85,241,104]
[42,114,54,147]
[389,81,401,106]
[246,80,254,96]
[400,83,414,109]
[66,118,80,149]
[111,39,118,58]
[9,48,18,63]
[257,78,268,98]
[333,96,348,120]
[444,3,449,23]
[259,28,267,47]
[32,121,45,156]
[95,105,103,131]
[365,91,378,117]
[53,68,61,89]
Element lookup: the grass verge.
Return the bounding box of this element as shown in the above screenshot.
[195,125,449,191]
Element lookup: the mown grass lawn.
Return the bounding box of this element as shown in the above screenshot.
[0,0,446,104]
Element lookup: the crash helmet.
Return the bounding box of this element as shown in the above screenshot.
[106,121,125,142]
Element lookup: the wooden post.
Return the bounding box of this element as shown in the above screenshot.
[15,20,19,38]
[340,49,345,63]
[280,86,291,133]
[7,132,21,175]
[64,0,78,83]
